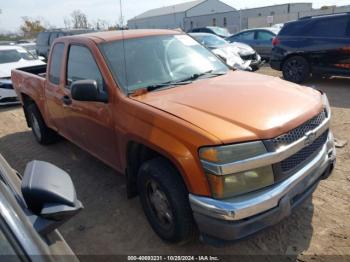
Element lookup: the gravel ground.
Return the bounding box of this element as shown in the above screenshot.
[0,66,349,261]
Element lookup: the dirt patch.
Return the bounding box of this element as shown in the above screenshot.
[0,67,349,260]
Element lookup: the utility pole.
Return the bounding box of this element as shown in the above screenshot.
[173,6,176,29]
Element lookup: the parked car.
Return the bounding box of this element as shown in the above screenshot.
[0,45,45,105]
[270,13,350,83]
[12,30,336,244]
[18,42,40,59]
[189,32,262,71]
[36,29,96,59]
[226,28,280,60]
[0,153,82,259]
[188,26,231,38]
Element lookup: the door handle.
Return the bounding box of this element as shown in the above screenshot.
[62,95,72,106]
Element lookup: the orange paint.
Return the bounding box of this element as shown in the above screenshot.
[11,30,324,197]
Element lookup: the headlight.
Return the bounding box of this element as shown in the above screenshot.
[199,142,274,199]
[199,141,266,164]
[206,166,274,199]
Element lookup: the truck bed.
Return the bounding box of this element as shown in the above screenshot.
[16,64,47,78]
[11,64,47,113]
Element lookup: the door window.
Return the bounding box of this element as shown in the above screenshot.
[256,31,274,41]
[239,31,255,40]
[37,32,50,45]
[48,43,65,85]
[308,16,349,37]
[67,45,104,91]
[49,33,59,45]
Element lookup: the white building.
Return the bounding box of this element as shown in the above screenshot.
[128,1,350,34]
[127,0,236,31]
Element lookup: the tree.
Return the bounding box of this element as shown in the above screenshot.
[20,17,46,38]
[70,10,88,29]
[63,16,71,29]
[91,19,110,30]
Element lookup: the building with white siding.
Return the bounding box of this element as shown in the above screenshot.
[127,1,350,34]
[127,0,236,31]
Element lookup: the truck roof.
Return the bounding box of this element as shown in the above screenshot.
[68,29,182,44]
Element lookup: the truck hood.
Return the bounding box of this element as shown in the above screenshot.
[132,71,323,144]
[0,59,45,78]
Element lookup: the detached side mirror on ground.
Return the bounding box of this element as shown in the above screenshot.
[21,161,83,234]
[71,80,108,103]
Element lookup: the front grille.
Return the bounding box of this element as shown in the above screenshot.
[280,130,328,172]
[264,109,329,182]
[271,109,327,150]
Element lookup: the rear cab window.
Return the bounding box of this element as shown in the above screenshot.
[48,43,65,85]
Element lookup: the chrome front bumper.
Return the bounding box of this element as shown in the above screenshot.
[190,132,336,222]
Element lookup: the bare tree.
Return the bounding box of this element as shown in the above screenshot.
[91,19,110,30]
[63,16,71,29]
[70,10,88,29]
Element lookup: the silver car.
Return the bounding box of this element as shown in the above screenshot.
[226,28,280,60]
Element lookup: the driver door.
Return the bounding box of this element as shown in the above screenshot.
[62,44,118,168]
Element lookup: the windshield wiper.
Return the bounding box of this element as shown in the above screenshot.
[145,80,193,92]
[143,70,227,93]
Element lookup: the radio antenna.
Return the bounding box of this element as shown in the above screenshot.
[119,0,129,93]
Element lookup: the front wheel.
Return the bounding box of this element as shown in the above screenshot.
[137,158,195,244]
[282,56,310,83]
[27,104,60,145]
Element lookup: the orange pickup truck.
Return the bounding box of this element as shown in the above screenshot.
[12,30,336,244]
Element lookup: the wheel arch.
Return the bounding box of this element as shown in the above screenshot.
[124,138,193,199]
[21,93,36,127]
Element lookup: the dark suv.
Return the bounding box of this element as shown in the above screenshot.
[36,29,96,59]
[270,13,350,83]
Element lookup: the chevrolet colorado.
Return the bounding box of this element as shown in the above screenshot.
[12,30,336,244]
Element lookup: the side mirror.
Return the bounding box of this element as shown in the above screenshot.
[71,80,108,103]
[21,161,83,232]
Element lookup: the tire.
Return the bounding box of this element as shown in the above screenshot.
[137,158,195,244]
[27,104,59,145]
[282,56,310,83]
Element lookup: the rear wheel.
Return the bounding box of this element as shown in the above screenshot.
[27,104,59,145]
[282,56,310,83]
[137,158,195,244]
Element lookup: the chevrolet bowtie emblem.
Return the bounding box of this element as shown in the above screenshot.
[304,131,317,146]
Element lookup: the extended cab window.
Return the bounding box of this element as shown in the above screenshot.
[67,45,104,90]
[48,43,64,85]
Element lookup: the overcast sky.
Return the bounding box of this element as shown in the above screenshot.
[0,0,349,32]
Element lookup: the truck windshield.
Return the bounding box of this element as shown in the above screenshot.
[0,49,35,64]
[100,34,229,94]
